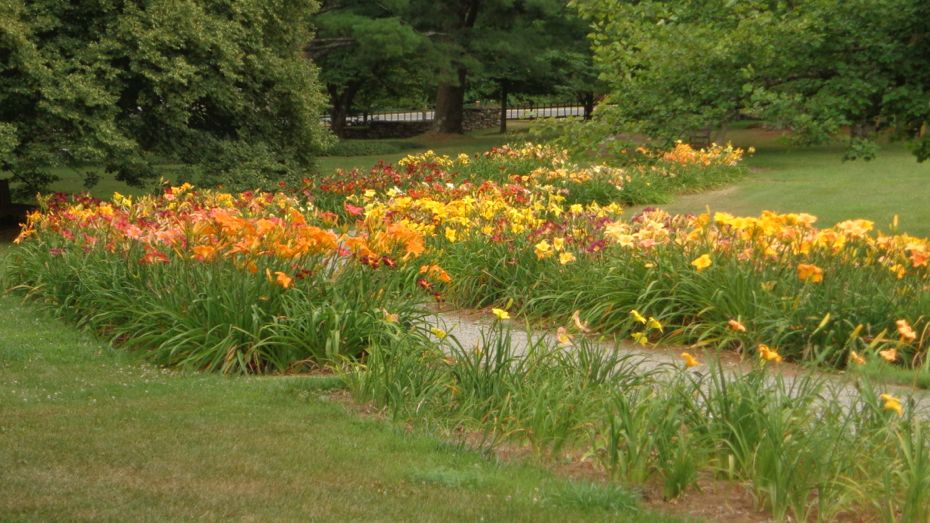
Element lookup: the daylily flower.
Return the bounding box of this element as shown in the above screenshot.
[797,263,824,283]
[267,269,293,289]
[534,240,553,259]
[879,393,904,416]
[879,348,897,362]
[849,351,866,365]
[430,327,448,340]
[572,310,591,333]
[728,319,747,332]
[631,331,649,346]
[382,309,399,323]
[556,327,573,346]
[758,344,783,363]
[691,254,712,271]
[646,317,664,333]
[630,309,647,324]
[896,319,917,342]
[680,352,700,368]
[344,202,365,216]
[491,308,510,320]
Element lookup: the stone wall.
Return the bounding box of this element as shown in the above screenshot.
[463,108,500,132]
[341,121,433,140]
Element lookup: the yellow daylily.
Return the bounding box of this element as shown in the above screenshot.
[880,393,904,417]
[646,317,664,333]
[797,263,824,283]
[691,254,712,271]
[491,308,510,320]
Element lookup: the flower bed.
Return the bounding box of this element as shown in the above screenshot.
[5,141,930,520]
[6,185,438,373]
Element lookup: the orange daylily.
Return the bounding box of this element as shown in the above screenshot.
[758,344,783,363]
[680,352,700,368]
[796,263,824,283]
[896,319,917,342]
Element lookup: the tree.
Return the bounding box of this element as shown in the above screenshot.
[0,0,330,195]
[469,0,600,133]
[308,2,432,137]
[307,1,598,136]
[413,0,596,134]
[574,0,930,159]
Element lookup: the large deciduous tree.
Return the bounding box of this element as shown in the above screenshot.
[0,0,330,195]
[308,2,431,137]
[309,0,598,136]
[574,0,930,159]
[471,0,600,133]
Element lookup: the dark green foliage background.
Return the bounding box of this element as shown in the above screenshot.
[0,0,330,194]
[575,0,930,160]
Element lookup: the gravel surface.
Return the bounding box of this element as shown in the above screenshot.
[425,309,930,414]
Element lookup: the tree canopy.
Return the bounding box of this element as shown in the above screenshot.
[309,1,434,137]
[310,0,599,134]
[575,0,930,160]
[0,0,330,194]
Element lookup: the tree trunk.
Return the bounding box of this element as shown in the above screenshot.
[434,68,467,134]
[499,81,508,134]
[580,92,595,120]
[327,84,359,138]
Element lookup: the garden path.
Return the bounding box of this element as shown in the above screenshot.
[427,308,930,414]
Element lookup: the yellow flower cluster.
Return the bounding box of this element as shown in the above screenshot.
[661,141,747,167]
[397,150,456,169]
[599,209,930,282]
[483,142,569,166]
[361,181,623,246]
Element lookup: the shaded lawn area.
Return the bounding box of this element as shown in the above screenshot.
[317,125,529,175]
[0,283,678,522]
[641,129,930,237]
[34,126,527,200]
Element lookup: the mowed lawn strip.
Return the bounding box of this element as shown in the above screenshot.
[0,292,680,522]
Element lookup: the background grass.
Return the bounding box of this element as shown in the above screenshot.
[633,129,930,237]
[0,285,680,522]
[35,125,530,199]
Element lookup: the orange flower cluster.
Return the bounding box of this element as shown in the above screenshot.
[16,185,427,282]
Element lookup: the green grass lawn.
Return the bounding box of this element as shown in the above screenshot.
[0,276,679,521]
[36,125,528,200]
[638,129,930,237]
[317,125,526,174]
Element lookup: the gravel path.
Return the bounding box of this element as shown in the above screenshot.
[426,308,930,414]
